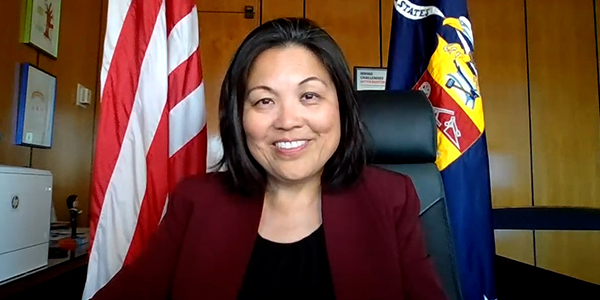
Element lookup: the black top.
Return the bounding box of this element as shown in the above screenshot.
[238,225,336,300]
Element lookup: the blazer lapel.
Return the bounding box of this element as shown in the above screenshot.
[181,190,263,300]
[216,193,264,294]
[185,176,398,299]
[322,184,400,299]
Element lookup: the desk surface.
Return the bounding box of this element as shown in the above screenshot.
[0,242,89,299]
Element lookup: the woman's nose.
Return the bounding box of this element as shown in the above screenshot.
[273,99,303,130]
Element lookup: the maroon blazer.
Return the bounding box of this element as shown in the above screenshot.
[91,166,448,300]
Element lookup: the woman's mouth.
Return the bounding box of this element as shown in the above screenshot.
[274,140,308,150]
[273,140,310,157]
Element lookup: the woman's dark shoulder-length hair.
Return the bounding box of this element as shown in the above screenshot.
[214,17,366,196]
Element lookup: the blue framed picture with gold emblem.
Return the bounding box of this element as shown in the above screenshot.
[15,63,57,148]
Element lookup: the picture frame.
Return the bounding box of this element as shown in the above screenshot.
[15,63,57,149]
[353,67,388,91]
[22,0,62,58]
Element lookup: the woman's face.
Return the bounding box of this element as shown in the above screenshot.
[243,45,341,185]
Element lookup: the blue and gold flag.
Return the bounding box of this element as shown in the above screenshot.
[386,1,496,300]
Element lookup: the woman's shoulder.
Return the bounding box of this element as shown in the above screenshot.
[356,165,420,209]
[172,171,236,205]
[174,171,229,192]
[359,165,415,190]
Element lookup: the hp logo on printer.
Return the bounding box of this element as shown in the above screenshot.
[11,195,19,210]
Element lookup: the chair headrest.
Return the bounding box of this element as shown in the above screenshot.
[357,90,437,164]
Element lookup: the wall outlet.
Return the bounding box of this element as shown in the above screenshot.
[76,84,92,108]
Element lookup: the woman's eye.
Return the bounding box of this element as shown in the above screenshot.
[254,98,273,106]
[301,92,320,101]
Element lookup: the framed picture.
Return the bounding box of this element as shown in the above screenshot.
[15,63,57,148]
[22,0,62,58]
[354,67,388,91]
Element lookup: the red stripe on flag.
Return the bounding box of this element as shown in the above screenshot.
[166,0,196,35]
[167,50,202,108]
[169,128,208,192]
[415,71,481,152]
[123,1,204,265]
[90,0,163,252]
[85,0,206,296]
[123,108,170,266]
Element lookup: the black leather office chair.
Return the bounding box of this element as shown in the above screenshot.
[357,90,463,300]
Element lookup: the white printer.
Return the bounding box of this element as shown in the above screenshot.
[0,165,53,283]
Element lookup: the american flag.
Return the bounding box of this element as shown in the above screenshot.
[82,0,207,298]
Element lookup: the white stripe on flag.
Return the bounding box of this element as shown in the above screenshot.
[167,8,199,75]
[83,1,168,298]
[169,82,206,157]
[100,0,133,99]
[136,10,169,153]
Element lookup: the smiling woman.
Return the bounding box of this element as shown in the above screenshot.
[90,18,447,300]
[215,18,366,197]
[243,46,342,188]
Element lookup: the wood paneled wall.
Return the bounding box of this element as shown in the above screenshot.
[528,0,600,209]
[305,0,381,71]
[1,0,598,286]
[381,0,394,67]
[527,0,600,285]
[467,0,600,284]
[468,0,532,209]
[197,0,258,12]
[0,0,38,168]
[197,0,260,136]
[537,231,600,285]
[0,0,104,226]
[262,0,303,22]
